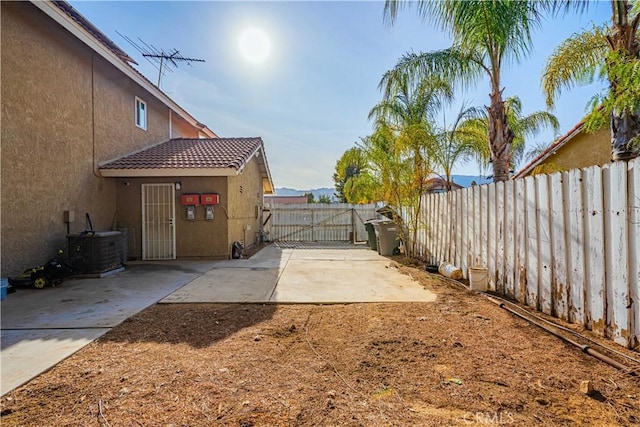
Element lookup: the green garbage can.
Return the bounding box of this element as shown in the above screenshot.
[364,220,379,251]
[373,220,400,256]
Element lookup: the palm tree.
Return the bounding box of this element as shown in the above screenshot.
[369,74,452,173]
[432,103,484,190]
[456,96,559,174]
[543,0,640,160]
[383,0,549,181]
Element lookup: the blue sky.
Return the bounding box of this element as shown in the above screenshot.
[70,1,611,189]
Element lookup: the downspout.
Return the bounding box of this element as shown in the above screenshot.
[92,52,100,177]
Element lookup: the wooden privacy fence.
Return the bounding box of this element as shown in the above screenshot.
[414,159,639,349]
[265,203,378,242]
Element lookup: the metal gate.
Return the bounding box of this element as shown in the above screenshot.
[141,183,176,260]
[265,203,377,242]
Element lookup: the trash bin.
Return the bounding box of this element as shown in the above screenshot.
[364,220,379,251]
[373,220,400,256]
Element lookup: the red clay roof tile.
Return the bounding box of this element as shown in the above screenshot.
[100,138,263,170]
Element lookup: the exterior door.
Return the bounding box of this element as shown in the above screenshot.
[142,183,176,260]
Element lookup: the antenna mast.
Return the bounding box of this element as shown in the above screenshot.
[117,32,205,88]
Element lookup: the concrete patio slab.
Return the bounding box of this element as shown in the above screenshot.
[1,243,436,396]
[271,259,435,303]
[288,248,383,261]
[1,261,216,329]
[160,267,281,303]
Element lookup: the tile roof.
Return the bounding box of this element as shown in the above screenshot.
[100,138,263,170]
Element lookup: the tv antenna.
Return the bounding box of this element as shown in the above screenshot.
[116,31,205,88]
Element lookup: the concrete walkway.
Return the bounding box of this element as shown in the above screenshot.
[1,243,435,396]
[161,244,434,303]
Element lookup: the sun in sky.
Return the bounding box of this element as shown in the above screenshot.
[238,27,271,64]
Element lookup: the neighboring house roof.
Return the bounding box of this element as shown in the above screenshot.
[32,0,216,138]
[424,177,463,192]
[100,138,274,192]
[514,121,584,179]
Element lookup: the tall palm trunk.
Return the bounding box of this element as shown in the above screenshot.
[609,0,640,160]
[487,91,515,181]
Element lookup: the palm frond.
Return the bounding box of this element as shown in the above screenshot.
[380,48,486,98]
[542,25,609,108]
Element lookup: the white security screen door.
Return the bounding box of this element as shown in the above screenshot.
[142,183,176,260]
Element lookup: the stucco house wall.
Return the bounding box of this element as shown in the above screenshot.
[114,177,229,260]
[227,157,264,249]
[521,127,610,177]
[0,2,198,275]
[171,113,202,139]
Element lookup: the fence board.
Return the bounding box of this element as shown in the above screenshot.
[550,172,568,320]
[536,175,553,314]
[488,184,497,290]
[605,163,630,346]
[566,169,585,324]
[525,177,539,308]
[583,165,606,334]
[504,181,516,298]
[480,185,491,270]
[459,190,467,277]
[496,182,505,294]
[628,158,640,348]
[473,186,481,266]
[515,178,527,303]
[427,195,435,264]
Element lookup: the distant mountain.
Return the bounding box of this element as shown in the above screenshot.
[450,175,493,187]
[275,176,490,200]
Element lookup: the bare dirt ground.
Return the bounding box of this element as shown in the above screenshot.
[1,257,639,426]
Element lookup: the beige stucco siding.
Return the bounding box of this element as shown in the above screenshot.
[530,128,610,175]
[0,2,185,275]
[114,177,229,259]
[171,113,201,139]
[226,157,264,249]
[93,56,170,162]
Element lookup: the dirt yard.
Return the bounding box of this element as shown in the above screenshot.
[1,258,639,426]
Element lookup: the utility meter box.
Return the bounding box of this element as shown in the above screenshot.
[201,193,219,205]
[181,194,199,221]
[181,194,200,206]
[205,206,214,220]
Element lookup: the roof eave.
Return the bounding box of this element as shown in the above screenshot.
[257,145,275,194]
[99,168,237,178]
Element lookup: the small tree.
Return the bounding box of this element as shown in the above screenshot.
[303,192,315,204]
[333,147,377,203]
[317,194,333,204]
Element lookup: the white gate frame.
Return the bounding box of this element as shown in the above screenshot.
[141,183,176,260]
